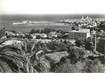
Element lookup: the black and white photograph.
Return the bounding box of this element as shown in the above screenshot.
[0,0,105,73]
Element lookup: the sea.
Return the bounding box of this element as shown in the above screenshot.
[0,14,104,32]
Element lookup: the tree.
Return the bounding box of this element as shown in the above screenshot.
[75,39,84,47]
[0,45,23,73]
[84,38,94,51]
[0,28,6,38]
[97,38,105,54]
[0,58,13,73]
[0,39,39,73]
[47,41,68,51]
[67,46,85,64]
[43,28,55,34]
[29,29,35,34]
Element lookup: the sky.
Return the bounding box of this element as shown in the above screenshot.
[0,0,105,15]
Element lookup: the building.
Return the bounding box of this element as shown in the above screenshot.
[68,28,91,40]
[31,33,47,39]
[1,40,23,46]
[48,32,57,38]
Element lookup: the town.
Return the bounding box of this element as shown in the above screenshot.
[0,16,105,73]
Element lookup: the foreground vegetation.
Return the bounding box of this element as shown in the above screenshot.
[0,38,104,73]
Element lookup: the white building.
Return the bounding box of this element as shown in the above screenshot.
[68,28,91,39]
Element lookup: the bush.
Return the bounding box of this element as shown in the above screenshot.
[67,46,85,64]
[83,59,104,73]
[47,41,67,51]
[55,58,104,73]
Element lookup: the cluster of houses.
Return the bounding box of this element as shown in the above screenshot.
[29,26,91,41]
[31,31,62,39]
[5,31,25,38]
[61,16,104,28]
[0,24,92,40]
